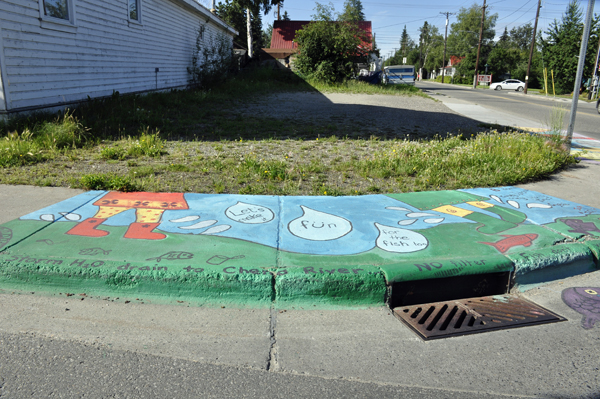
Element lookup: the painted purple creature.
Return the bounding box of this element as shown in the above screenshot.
[562,287,600,329]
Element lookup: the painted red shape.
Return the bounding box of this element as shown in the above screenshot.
[123,222,166,240]
[65,218,109,237]
[478,233,539,254]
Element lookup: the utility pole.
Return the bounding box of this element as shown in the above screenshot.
[473,0,487,89]
[277,3,280,20]
[566,0,595,144]
[440,12,454,84]
[524,0,541,94]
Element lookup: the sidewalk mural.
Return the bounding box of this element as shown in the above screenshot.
[570,133,600,161]
[16,188,600,254]
[1,187,599,284]
[562,287,600,329]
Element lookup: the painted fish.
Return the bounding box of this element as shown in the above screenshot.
[146,251,194,262]
[478,233,538,254]
[560,219,600,235]
[78,247,112,256]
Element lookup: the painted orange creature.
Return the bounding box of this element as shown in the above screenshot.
[479,233,538,254]
[66,192,188,240]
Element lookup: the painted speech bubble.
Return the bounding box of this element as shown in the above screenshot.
[225,202,275,224]
[375,223,429,253]
[288,206,352,241]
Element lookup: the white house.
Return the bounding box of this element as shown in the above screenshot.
[0,0,236,116]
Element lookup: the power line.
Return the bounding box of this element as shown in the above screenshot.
[496,0,535,21]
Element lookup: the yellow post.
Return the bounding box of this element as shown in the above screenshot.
[551,70,556,97]
[544,68,549,97]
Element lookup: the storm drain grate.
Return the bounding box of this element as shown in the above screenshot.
[393,294,565,340]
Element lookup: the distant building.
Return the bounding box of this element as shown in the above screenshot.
[0,0,237,117]
[433,56,464,79]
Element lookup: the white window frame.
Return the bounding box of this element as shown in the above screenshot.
[38,0,77,33]
[128,0,143,26]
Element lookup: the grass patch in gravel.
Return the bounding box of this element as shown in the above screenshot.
[304,78,427,97]
[0,132,576,195]
[0,68,577,194]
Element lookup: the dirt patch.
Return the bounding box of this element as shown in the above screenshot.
[233,92,482,138]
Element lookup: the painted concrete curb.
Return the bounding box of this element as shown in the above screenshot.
[1,188,599,307]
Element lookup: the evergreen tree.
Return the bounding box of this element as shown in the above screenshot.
[540,0,600,94]
[262,23,273,48]
[339,0,365,22]
[282,10,290,20]
[497,27,510,48]
[400,25,414,56]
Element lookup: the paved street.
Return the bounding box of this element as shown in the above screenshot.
[416,81,600,141]
[1,86,600,398]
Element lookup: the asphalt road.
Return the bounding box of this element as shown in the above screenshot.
[416,81,600,140]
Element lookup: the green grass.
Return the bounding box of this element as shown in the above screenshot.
[305,79,427,97]
[0,68,577,195]
[78,173,140,192]
[0,112,89,167]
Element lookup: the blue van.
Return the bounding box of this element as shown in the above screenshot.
[383,65,415,85]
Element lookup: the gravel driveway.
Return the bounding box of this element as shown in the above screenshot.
[235,91,482,138]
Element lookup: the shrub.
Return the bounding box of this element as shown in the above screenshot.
[294,20,369,83]
[188,24,234,89]
[79,173,139,192]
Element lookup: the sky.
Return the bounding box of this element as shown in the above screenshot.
[200,1,594,62]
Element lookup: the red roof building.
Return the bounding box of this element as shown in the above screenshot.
[262,20,372,60]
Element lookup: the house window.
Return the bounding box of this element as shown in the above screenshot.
[39,0,76,32]
[129,0,140,22]
[43,0,69,20]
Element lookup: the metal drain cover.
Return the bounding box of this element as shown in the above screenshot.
[393,294,565,340]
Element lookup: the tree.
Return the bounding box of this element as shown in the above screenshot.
[497,27,510,49]
[262,23,273,48]
[400,25,414,56]
[447,3,498,78]
[418,21,444,77]
[311,2,335,22]
[338,0,365,22]
[216,0,263,52]
[540,0,600,94]
[295,5,370,83]
[509,23,533,52]
[216,0,283,58]
[282,10,290,21]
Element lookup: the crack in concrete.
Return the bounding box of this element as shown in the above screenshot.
[266,294,279,372]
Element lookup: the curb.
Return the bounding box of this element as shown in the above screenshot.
[1,188,600,308]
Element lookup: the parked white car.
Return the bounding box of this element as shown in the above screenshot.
[490,79,525,91]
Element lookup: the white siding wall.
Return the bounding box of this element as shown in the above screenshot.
[0,0,234,112]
